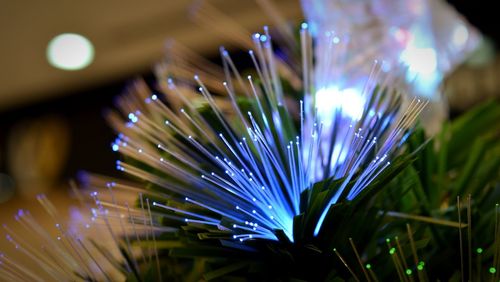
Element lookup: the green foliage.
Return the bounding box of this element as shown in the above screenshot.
[384,99,500,281]
[124,100,500,281]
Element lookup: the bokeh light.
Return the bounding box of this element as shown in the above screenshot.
[47,33,94,71]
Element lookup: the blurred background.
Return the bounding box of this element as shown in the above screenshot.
[0,0,498,238]
[0,0,303,205]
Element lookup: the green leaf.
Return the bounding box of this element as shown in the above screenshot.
[203,261,250,280]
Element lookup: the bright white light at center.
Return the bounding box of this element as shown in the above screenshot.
[47,33,94,71]
[400,46,440,96]
[315,87,365,121]
[401,47,437,76]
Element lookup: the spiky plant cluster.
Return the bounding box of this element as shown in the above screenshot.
[82,22,429,280]
[98,18,499,280]
[0,193,127,282]
[1,1,499,281]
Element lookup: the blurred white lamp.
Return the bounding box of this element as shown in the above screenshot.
[47,33,94,71]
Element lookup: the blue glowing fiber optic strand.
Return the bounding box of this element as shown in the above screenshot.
[107,26,425,243]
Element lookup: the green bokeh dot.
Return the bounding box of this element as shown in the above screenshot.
[389,247,396,255]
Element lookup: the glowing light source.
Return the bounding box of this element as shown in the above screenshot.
[47,33,94,71]
[400,46,440,96]
[315,87,365,121]
[102,26,425,245]
[401,47,437,76]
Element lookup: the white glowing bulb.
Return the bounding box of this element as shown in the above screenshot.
[47,33,94,71]
[315,87,365,121]
[401,47,437,75]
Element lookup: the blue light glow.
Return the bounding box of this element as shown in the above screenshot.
[110,30,425,244]
[128,113,138,123]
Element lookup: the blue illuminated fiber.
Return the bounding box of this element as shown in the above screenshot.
[108,25,425,243]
